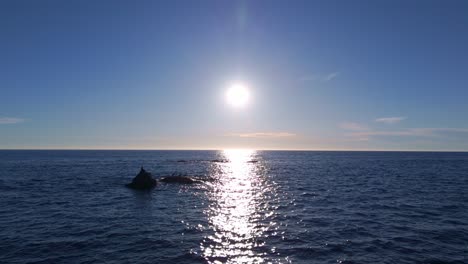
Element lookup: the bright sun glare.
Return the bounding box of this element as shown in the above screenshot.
[226,83,250,108]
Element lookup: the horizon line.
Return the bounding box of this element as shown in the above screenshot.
[0,148,467,153]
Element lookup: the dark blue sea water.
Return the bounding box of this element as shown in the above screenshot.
[0,150,467,263]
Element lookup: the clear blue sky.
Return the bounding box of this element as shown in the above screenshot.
[1,0,468,150]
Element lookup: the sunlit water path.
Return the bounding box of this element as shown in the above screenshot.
[200,150,287,263]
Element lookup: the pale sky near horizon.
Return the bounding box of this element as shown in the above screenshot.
[1,0,468,151]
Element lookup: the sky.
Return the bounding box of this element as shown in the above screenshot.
[1,0,468,151]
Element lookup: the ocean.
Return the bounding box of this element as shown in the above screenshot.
[0,150,467,263]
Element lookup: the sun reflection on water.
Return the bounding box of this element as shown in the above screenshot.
[201,149,279,263]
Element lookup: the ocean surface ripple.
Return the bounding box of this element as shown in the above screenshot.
[0,150,467,263]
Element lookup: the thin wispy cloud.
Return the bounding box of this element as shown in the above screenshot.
[324,72,339,81]
[339,122,369,131]
[349,129,427,138]
[341,117,468,143]
[349,137,371,142]
[0,117,24,124]
[348,128,468,138]
[300,72,339,82]
[375,116,406,124]
[227,132,296,138]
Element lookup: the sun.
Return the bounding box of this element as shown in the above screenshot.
[226,83,250,108]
